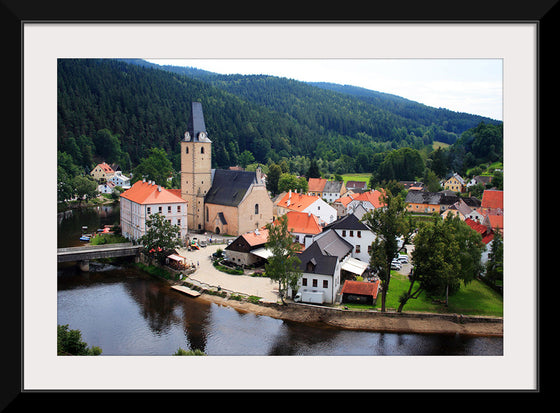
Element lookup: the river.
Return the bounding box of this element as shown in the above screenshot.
[57,205,503,356]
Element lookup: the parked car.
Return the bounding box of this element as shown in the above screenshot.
[397,255,409,263]
[391,260,402,270]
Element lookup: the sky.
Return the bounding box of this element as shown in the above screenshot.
[146,58,503,121]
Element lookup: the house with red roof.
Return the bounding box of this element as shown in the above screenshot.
[90,162,115,181]
[224,228,270,267]
[340,279,380,305]
[120,180,188,241]
[480,189,504,233]
[465,218,496,265]
[282,210,323,246]
[333,189,386,218]
[276,190,337,225]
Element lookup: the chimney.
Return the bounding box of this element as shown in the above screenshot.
[157,185,162,192]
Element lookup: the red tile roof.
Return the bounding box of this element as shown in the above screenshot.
[277,191,320,212]
[464,218,494,244]
[241,228,269,246]
[481,190,503,210]
[341,280,380,298]
[308,178,327,192]
[120,180,187,205]
[282,211,322,235]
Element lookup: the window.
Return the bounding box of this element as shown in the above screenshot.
[312,279,318,288]
[185,146,189,154]
[201,147,204,154]
[158,206,163,213]
[255,204,259,214]
[357,231,361,238]
[323,280,328,289]
[356,245,361,253]
[342,230,346,237]
[350,231,354,237]
[177,205,181,213]
[177,219,181,225]
[168,206,172,213]
[147,207,151,215]
[302,278,307,286]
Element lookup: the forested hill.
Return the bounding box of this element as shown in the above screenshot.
[57,58,501,174]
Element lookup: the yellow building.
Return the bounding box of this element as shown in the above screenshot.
[90,162,115,181]
[443,173,465,193]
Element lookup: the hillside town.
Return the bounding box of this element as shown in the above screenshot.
[85,102,503,309]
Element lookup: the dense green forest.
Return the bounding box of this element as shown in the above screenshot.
[57,58,502,189]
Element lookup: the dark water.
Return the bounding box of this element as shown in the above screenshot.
[57,207,503,356]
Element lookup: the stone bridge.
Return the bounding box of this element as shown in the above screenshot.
[57,243,143,271]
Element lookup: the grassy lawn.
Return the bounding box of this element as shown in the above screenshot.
[341,173,371,184]
[346,271,503,317]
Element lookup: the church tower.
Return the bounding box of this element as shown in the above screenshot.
[181,102,212,232]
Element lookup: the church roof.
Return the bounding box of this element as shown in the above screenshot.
[184,101,211,142]
[205,169,257,207]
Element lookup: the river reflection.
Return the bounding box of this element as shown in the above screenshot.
[57,262,503,356]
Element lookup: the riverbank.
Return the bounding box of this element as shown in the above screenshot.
[170,244,503,338]
[193,292,503,338]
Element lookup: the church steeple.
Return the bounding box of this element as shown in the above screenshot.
[181,102,213,232]
[184,101,211,143]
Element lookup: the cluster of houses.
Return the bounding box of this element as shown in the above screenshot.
[117,102,503,306]
[90,162,131,194]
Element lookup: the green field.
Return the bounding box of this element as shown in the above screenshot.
[347,272,503,317]
[341,173,371,184]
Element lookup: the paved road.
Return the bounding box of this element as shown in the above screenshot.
[176,244,279,303]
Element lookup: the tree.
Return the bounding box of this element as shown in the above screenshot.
[264,214,302,304]
[485,227,503,286]
[73,175,98,205]
[398,214,484,311]
[362,190,415,312]
[139,213,183,264]
[306,158,321,179]
[238,150,255,168]
[132,147,173,187]
[57,324,102,355]
[278,173,308,194]
[266,163,282,196]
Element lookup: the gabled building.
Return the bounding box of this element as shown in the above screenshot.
[120,180,188,241]
[320,213,376,263]
[333,189,385,218]
[307,178,327,197]
[282,210,323,246]
[224,228,270,267]
[276,190,337,225]
[443,173,466,193]
[90,162,115,181]
[322,180,347,203]
[292,230,353,304]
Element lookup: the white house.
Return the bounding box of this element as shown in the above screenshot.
[108,171,131,189]
[291,230,353,304]
[97,181,116,194]
[120,180,188,241]
[316,213,376,263]
[276,190,337,225]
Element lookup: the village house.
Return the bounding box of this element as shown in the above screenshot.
[345,181,367,193]
[480,189,504,233]
[90,162,115,181]
[120,179,188,241]
[282,210,323,246]
[443,173,466,193]
[441,198,484,222]
[108,171,131,188]
[275,190,337,225]
[291,229,353,304]
[322,180,347,203]
[97,181,116,194]
[180,102,273,236]
[333,189,385,218]
[340,279,380,305]
[467,175,493,188]
[224,228,270,267]
[405,190,443,214]
[319,213,376,264]
[307,178,327,198]
[464,218,495,265]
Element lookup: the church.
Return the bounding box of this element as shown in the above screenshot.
[180,102,274,236]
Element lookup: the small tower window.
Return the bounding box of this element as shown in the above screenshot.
[255,204,259,214]
[185,146,189,154]
[201,147,204,154]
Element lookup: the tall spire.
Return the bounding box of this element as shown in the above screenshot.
[184,101,211,142]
